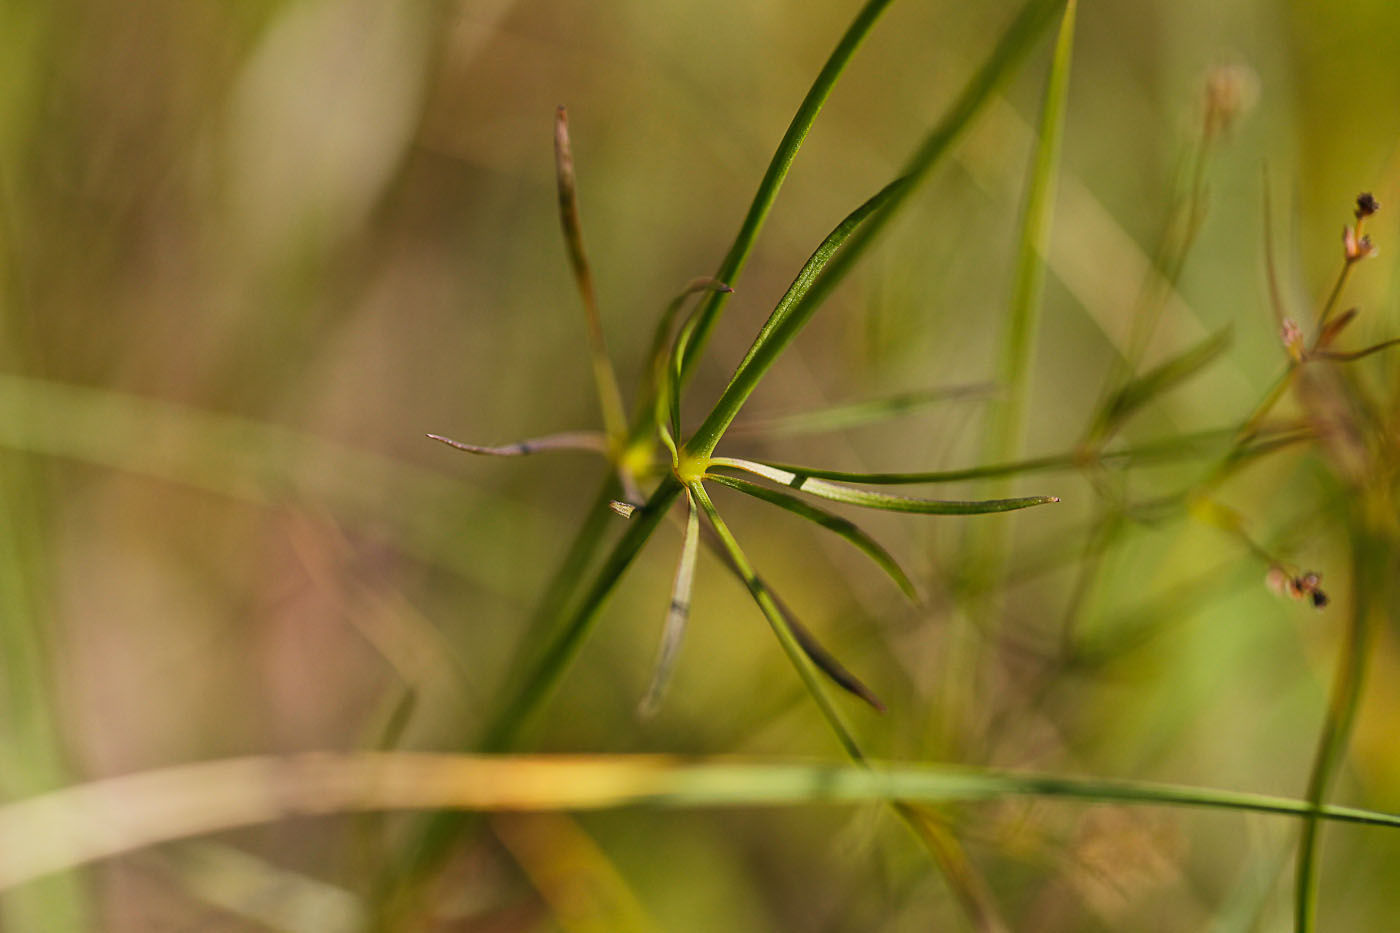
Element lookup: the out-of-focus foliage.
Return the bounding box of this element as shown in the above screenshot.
[2,0,1400,929]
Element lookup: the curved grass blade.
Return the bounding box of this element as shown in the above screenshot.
[10,753,1400,891]
[709,458,1058,515]
[665,501,885,712]
[426,431,608,458]
[1262,169,1289,335]
[692,519,886,712]
[707,472,917,601]
[1086,326,1233,444]
[638,489,701,717]
[1311,336,1400,362]
[983,0,1076,477]
[685,0,1068,458]
[678,0,900,381]
[724,383,996,439]
[722,176,908,393]
[657,298,713,442]
[688,481,864,760]
[382,476,685,913]
[554,106,628,445]
[482,476,684,751]
[686,0,1058,453]
[637,278,732,423]
[741,426,1241,485]
[1314,307,1358,351]
[778,592,888,714]
[1295,522,1386,932]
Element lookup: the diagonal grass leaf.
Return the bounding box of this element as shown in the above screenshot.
[678,0,900,383]
[685,0,1068,459]
[638,489,701,717]
[1087,326,1233,443]
[689,481,865,759]
[426,431,608,458]
[638,278,732,424]
[707,472,917,601]
[983,0,1077,477]
[1311,336,1400,362]
[744,426,1247,485]
[709,458,1059,514]
[10,753,1400,891]
[724,382,996,439]
[554,107,628,445]
[693,519,886,712]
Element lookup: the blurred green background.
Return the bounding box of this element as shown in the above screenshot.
[3,0,1400,929]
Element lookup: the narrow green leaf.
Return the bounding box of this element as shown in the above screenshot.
[709,458,1059,515]
[685,0,1068,458]
[741,426,1242,485]
[639,490,701,717]
[1087,326,1233,442]
[717,176,908,404]
[983,0,1076,475]
[1296,521,1386,932]
[679,0,900,381]
[661,301,710,441]
[1314,307,1359,350]
[553,107,628,445]
[1262,169,1289,333]
[9,753,1400,890]
[637,278,732,424]
[707,473,917,601]
[688,482,865,760]
[694,520,886,712]
[425,431,608,458]
[724,382,996,439]
[385,477,684,905]
[482,477,684,751]
[1311,336,1400,362]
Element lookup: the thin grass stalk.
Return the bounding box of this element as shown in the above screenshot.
[684,0,1067,460]
[705,472,917,599]
[639,489,701,716]
[1294,514,1386,931]
[981,0,1076,484]
[486,476,686,747]
[688,518,886,711]
[709,458,1057,514]
[425,431,608,457]
[688,482,1005,926]
[688,482,862,760]
[377,477,681,922]
[723,382,997,439]
[554,107,629,446]
[11,755,1400,893]
[677,0,899,384]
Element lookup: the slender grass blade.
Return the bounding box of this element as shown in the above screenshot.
[707,472,917,601]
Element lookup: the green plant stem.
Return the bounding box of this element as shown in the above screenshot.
[554,107,629,447]
[1294,514,1385,931]
[517,475,626,651]
[684,0,1067,459]
[688,482,862,760]
[983,0,1076,480]
[689,481,1006,928]
[1315,261,1353,335]
[678,0,899,383]
[705,472,917,599]
[12,755,1400,893]
[740,425,1248,484]
[686,178,906,458]
[378,476,680,923]
[488,475,684,747]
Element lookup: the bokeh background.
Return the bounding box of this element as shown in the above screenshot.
[3,0,1400,929]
